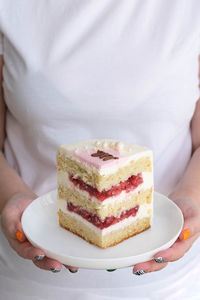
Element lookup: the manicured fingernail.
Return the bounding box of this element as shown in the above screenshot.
[133,269,145,276]
[34,255,45,261]
[181,229,191,241]
[154,257,166,263]
[107,269,116,272]
[50,268,61,273]
[15,230,24,243]
[68,269,78,273]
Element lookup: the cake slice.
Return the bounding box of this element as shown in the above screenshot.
[57,139,153,248]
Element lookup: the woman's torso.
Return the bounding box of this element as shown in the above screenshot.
[1,0,200,196]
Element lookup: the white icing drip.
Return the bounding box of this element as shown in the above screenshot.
[58,199,153,236]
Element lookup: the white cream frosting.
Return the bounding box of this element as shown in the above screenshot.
[58,139,152,176]
[58,171,153,207]
[58,199,152,236]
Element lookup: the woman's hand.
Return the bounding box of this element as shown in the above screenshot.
[132,197,200,275]
[1,193,78,273]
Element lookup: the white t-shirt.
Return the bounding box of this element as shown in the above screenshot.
[0,1,200,299]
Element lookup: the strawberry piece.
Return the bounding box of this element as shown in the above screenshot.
[67,202,139,229]
[69,173,143,201]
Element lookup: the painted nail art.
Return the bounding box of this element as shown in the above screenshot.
[154,257,166,263]
[107,269,116,272]
[68,269,78,273]
[34,255,45,261]
[50,268,61,273]
[133,269,145,276]
[15,230,24,243]
[181,229,191,241]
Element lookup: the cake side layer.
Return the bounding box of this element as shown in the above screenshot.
[58,201,152,233]
[57,153,152,191]
[58,209,151,248]
[58,188,152,220]
[69,173,143,201]
[68,201,140,229]
[58,171,153,204]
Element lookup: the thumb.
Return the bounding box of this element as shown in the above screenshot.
[3,209,26,242]
[15,221,27,243]
[179,215,200,241]
[1,193,36,241]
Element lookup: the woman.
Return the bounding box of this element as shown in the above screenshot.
[1,1,200,299]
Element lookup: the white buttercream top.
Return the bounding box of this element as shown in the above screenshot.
[58,139,152,175]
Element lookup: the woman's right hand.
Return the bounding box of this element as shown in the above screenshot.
[1,193,78,273]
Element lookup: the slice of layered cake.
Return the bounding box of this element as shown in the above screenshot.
[57,139,153,248]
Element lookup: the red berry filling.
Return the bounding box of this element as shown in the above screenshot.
[67,202,139,229]
[69,173,143,201]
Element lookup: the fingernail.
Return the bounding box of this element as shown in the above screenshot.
[107,269,116,272]
[15,230,24,243]
[154,257,166,263]
[50,268,61,273]
[181,229,191,241]
[34,255,45,261]
[68,269,78,273]
[133,269,145,276]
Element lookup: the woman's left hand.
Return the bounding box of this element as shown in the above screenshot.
[132,197,200,275]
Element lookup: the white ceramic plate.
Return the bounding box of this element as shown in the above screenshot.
[21,190,183,270]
